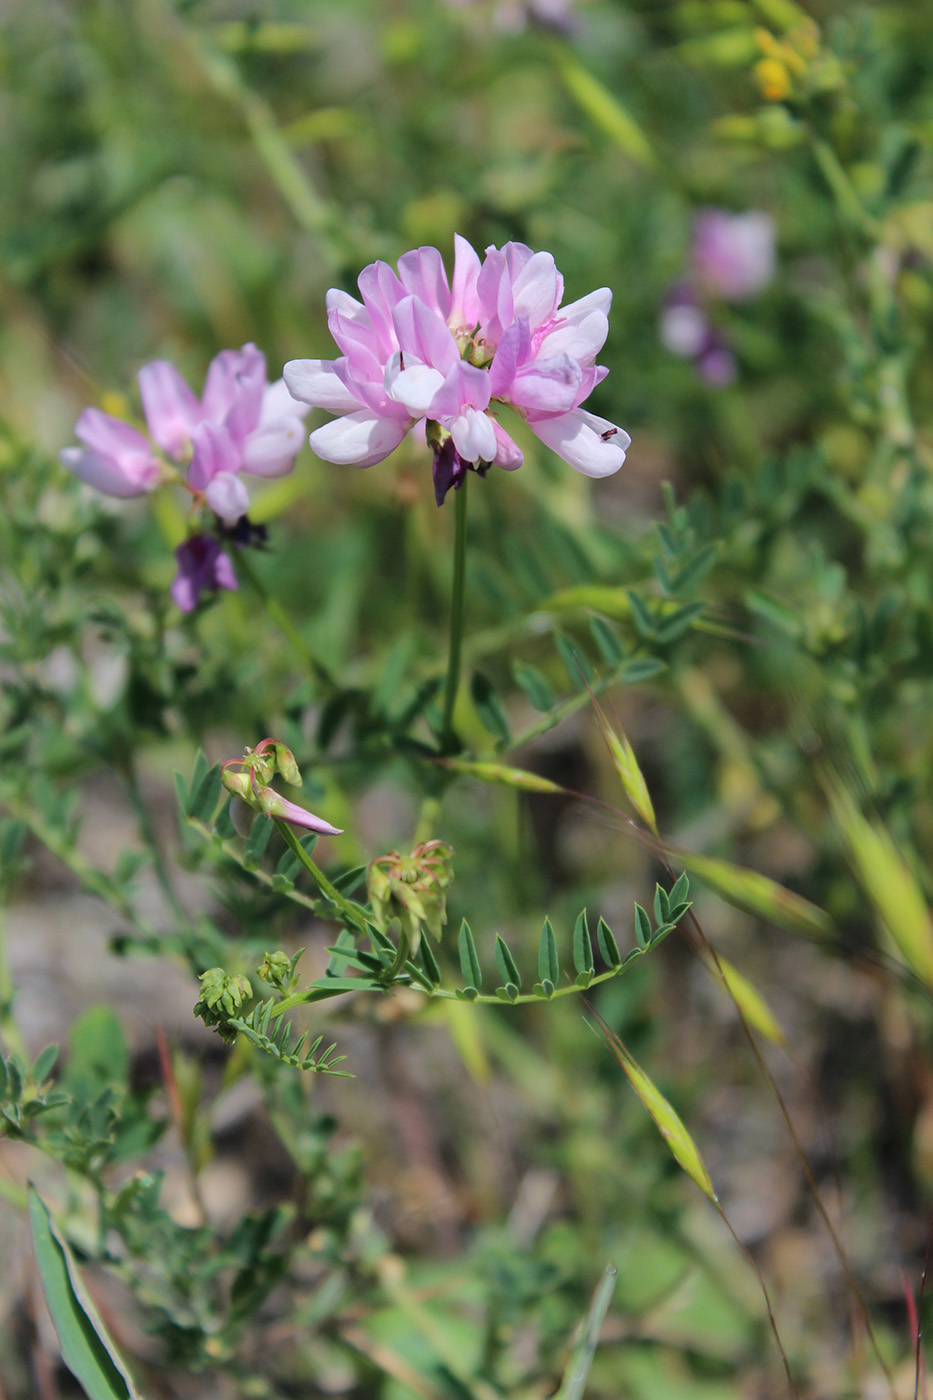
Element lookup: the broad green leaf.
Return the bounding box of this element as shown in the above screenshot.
[538,918,560,985]
[555,632,593,687]
[458,920,482,991]
[29,1189,141,1400]
[589,615,625,665]
[597,917,621,967]
[243,815,275,868]
[494,934,522,991]
[572,909,593,975]
[471,671,510,742]
[188,764,222,823]
[512,661,555,713]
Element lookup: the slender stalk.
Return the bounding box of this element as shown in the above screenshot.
[440,473,469,752]
[273,819,367,931]
[236,550,334,688]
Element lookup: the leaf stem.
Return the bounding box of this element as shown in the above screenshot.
[272,819,367,931]
[441,473,469,752]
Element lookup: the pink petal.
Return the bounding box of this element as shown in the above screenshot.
[509,354,583,413]
[491,420,524,470]
[397,246,451,319]
[511,250,562,328]
[262,792,343,836]
[391,296,459,374]
[537,306,609,364]
[75,407,152,462]
[429,360,491,419]
[528,408,630,478]
[283,359,362,413]
[450,233,482,330]
[60,445,159,498]
[138,361,201,456]
[309,410,410,467]
[189,420,240,489]
[486,319,531,398]
[201,344,266,440]
[357,260,407,354]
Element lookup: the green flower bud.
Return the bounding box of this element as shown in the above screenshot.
[258,950,292,990]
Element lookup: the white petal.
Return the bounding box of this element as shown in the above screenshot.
[384,355,446,415]
[450,409,497,464]
[309,410,410,468]
[205,471,250,523]
[538,309,609,364]
[529,409,630,478]
[241,418,305,476]
[284,359,362,412]
[259,378,312,426]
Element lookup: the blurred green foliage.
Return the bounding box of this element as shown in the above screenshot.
[4,0,933,1396]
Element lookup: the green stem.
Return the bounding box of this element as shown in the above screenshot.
[273,819,367,931]
[441,473,469,752]
[236,550,335,688]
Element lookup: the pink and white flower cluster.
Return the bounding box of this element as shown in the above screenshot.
[284,236,629,505]
[60,345,309,609]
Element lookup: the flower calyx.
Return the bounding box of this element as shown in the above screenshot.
[367,840,455,955]
[221,738,343,837]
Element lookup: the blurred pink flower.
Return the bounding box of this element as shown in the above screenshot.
[692,209,776,302]
[59,409,163,498]
[285,236,628,505]
[61,345,310,609]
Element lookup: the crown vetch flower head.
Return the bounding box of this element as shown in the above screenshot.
[285,235,629,504]
[61,344,309,608]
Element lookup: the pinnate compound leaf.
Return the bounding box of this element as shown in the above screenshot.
[458,920,482,991]
[29,1189,142,1400]
[621,657,666,684]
